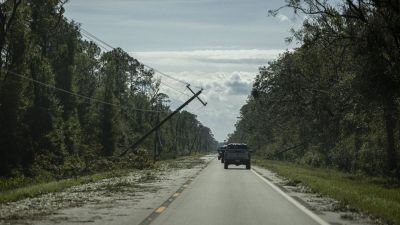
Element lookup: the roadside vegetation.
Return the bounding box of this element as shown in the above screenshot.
[0,154,206,204]
[228,1,400,222]
[0,169,131,203]
[255,159,400,225]
[229,0,400,178]
[0,1,217,185]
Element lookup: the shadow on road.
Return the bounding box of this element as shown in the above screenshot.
[224,167,248,170]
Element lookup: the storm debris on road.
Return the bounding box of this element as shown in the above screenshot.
[0,155,212,225]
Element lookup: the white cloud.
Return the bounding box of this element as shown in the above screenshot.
[130,49,286,76]
[131,49,284,65]
[154,70,255,142]
[158,71,253,142]
[129,49,287,141]
[276,14,290,22]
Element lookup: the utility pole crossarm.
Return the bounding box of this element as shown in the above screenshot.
[187,85,207,106]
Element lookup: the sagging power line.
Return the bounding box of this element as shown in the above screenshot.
[69,18,208,154]
[158,80,191,97]
[4,69,170,113]
[80,28,193,99]
[78,24,192,88]
[74,18,204,93]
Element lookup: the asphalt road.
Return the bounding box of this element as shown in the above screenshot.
[149,158,326,225]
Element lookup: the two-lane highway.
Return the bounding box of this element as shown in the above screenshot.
[148,158,326,225]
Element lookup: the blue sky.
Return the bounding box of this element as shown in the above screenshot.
[65,0,303,141]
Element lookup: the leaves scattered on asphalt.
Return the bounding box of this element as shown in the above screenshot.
[0,156,207,223]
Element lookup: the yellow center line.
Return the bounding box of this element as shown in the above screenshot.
[155,206,166,213]
[173,193,180,197]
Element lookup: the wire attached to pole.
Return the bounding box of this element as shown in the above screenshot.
[4,69,169,113]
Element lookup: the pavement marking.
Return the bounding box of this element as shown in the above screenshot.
[251,169,330,225]
[137,157,214,225]
[155,206,166,214]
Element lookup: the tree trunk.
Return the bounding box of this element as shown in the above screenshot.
[153,110,162,162]
[189,133,198,155]
[352,127,362,172]
[153,131,158,162]
[383,100,398,176]
[173,114,181,158]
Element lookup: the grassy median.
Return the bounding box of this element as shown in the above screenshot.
[254,159,400,225]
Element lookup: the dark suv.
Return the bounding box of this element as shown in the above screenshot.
[218,145,227,162]
[224,143,251,169]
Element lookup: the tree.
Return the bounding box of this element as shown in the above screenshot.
[230,0,400,177]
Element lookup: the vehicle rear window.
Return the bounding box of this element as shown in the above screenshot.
[227,144,248,149]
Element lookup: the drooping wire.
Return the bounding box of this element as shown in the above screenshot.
[190,103,207,113]
[80,33,189,102]
[80,28,115,50]
[74,21,192,87]
[80,32,110,52]
[5,69,169,113]
[67,17,207,113]
[159,80,191,97]
[78,26,193,98]
[79,33,192,113]
[142,64,188,86]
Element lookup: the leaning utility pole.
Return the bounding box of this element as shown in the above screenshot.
[120,88,206,156]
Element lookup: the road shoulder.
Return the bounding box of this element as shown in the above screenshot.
[0,155,214,225]
[252,165,384,225]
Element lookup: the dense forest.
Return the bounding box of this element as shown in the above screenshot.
[229,0,400,177]
[0,0,217,178]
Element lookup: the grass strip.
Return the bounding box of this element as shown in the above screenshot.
[254,159,400,225]
[0,154,207,204]
[0,170,131,203]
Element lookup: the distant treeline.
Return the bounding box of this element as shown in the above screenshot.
[0,0,217,178]
[229,0,400,177]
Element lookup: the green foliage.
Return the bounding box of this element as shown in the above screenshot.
[0,1,217,181]
[229,0,400,178]
[0,169,131,203]
[0,154,204,203]
[255,159,400,225]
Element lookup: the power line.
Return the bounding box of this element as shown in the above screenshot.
[81,32,110,52]
[171,103,205,116]
[80,31,191,99]
[80,30,192,98]
[72,20,192,87]
[68,18,207,110]
[5,69,170,113]
[174,88,191,100]
[159,84,194,109]
[80,28,115,50]
[78,26,201,94]
[142,64,188,85]
[159,80,191,97]
[191,104,207,113]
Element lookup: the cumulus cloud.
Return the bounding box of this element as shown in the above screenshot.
[129,49,286,141]
[156,70,255,141]
[276,13,290,22]
[225,73,253,95]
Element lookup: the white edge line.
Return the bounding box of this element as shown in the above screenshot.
[251,169,330,225]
